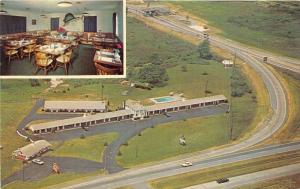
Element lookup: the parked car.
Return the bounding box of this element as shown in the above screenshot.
[181,161,192,167]
[216,178,229,184]
[32,158,44,165]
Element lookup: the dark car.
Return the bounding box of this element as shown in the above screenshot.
[164,112,171,117]
[216,178,229,184]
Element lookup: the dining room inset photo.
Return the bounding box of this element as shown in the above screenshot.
[0,0,124,77]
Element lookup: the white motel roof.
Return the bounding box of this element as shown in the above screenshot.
[28,109,132,131]
[16,140,51,158]
[44,101,106,110]
[145,95,227,112]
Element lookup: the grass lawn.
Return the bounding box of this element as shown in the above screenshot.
[2,170,103,189]
[117,115,229,167]
[150,150,300,189]
[49,132,118,162]
[168,2,300,59]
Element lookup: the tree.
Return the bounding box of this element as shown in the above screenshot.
[137,64,169,86]
[198,39,212,60]
[148,53,161,65]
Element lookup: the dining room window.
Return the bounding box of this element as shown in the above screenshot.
[51,17,59,31]
[0,15,26,34]
[84,16,97,32]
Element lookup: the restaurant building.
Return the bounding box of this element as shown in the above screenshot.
[28,95,228,134]
[43,100,106,113]
[12,140,52,161]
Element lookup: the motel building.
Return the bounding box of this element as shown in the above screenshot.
[12,140,52,161]
[28,95,228,134]
[43,100,106,113]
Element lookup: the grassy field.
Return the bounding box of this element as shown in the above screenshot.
[168,2,300,59]
[150,151,300,189]
[2,171,103,189]
[237,173,300,189]
[49,133,118,162]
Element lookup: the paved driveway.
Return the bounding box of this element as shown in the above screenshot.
[2,156,103,186]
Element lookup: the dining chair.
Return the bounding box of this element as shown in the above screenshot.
[4,46,20,63]
[34,52,54,75]
[94,63,121,75]
[22,44,36,61]
[55,49,73,75]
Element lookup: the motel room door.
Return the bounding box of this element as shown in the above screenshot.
[51,18,59,31]
[84,16,97,32]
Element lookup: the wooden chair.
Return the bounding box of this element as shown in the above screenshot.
[55,49,73,75]
[22,44,36,61]
[4,46,20,63]
[94,63,121,75]
[34,52,54,75]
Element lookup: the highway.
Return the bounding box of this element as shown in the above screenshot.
[62,141,300,189]
[61,6,296,189]
[127,6,300,74]
[184,163,300,189]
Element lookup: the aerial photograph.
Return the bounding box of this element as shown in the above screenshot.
[1,0,300,189]
[0,0,124,76]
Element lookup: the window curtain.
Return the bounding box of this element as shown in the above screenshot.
[51,18,59,31]
[84,16,97,32]
[0,15,26,35]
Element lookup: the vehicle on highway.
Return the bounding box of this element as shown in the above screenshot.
[32,158,44,165]
[216,178,229,184]
[181,161,192,167]
[164,112,171,117]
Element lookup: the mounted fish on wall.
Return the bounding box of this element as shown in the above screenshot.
[63,13,84,26]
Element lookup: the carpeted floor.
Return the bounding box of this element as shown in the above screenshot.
[0,45,97,76]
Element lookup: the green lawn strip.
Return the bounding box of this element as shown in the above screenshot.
[115,187,134,189]
[236,173,300,189]
[169,2,300,59]
[150,150,300,189]
[2,170,103,189]
[49,132,118,162]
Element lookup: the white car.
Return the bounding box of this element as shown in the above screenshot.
[181,161,192,167]
[32,158,44,165]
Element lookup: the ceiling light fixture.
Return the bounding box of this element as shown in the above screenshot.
[57,1,73,7]
[82,12,89,15]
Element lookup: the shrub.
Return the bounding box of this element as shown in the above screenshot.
[198,39,213,60]
[181,65,187,72]
[104,142,108,146]
[118,151,122,156]
[80,134,85,139]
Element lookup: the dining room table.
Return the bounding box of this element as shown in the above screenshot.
[92,37,119,48]
[36,43,70,56]
[93,50,122,67]
[6,39,36,57]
